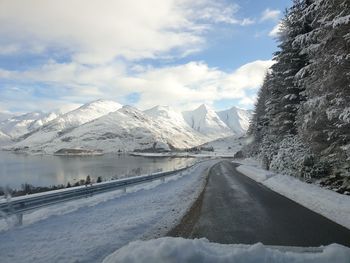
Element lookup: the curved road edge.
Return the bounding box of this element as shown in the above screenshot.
[167,160,350,247]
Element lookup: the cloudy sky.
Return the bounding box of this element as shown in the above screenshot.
[0,0,290,113]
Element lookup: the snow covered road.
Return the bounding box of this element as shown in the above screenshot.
[170,161,350,246]
[0,159,217,263]
[237,161,350,230]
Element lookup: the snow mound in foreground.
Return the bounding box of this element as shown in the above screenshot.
[103,237,350,263]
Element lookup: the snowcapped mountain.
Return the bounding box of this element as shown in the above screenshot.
[144,105,208,145]
[0,111,15,122]
[217,106,252,135]
[0,111,59,138]
[40,99,122,132]
[7,99,122,150]
[19,106,209,154]
[182,104,233,139]
[0,130,11,146]
[30,112,60,130]
[4,100,252,154]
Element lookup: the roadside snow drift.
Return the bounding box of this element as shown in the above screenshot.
[237,162,350,230]
[103,237,350,263]
[0,160,216,263]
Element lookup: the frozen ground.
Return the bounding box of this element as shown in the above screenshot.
[0,160,217,263]
[236,159,350,230]
[131,135,247,158]
[103,237,350,263]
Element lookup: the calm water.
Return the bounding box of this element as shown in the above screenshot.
[0,151,196,189]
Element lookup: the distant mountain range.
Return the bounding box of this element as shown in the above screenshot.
[0,99,252,154]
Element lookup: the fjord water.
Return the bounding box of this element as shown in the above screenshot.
[0,151,196,189]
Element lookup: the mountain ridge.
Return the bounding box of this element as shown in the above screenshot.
[1,100,252,154]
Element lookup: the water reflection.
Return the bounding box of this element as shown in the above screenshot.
[0,151,196,189]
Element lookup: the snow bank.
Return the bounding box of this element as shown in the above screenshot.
[0,160,216,263]
[236,165,274,182]
[237,164,350,230]
[103,237,350,263]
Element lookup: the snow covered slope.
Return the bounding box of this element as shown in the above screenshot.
[8,99,122,151]
[0,111,15,122]
[0,130,11,146]
[182,104,233,139]
[217,106,252,135]
[200,135,249,155]
[40,99,122,131]
[13,106,208,154]
[0,111,59,138]
[144,105,208,145]
[5,101,252,154]
[0,160,215,263]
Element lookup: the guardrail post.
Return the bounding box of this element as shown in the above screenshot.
[16,213,23,226]
[161,177,165,183]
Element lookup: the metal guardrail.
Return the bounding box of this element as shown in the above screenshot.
[0,162,201,223]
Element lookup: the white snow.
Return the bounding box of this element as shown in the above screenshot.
[0,160,217,263]
[0,111,15,122]
[0,130,11,146]
[6,99,122,152]
[22,105,210,154]
[217,106,252,135]
[4,100,252,154]
[236,161,350,230]
[199,135,248,155]
[0,111,58,138]
[103,237,350,263]
[183,104,233,139]
[333,15,350,27]
[144,105,208,146]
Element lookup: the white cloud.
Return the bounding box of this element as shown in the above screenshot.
[0,59,274,111]
[240,18,255,26]
[0,0,249,65]
[0,44,20,55]
[239,96,257,107]
[261,8,281,22]
[0,0,271,112]
[269,22,283,37]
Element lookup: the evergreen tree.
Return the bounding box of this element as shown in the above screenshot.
[297,0,350,171]
[247,73,271,148]
[266,0,312,138]
[247,0,350,178]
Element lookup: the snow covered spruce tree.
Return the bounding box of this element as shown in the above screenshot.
[266,0,311,138]
[296,0,350,178]
[248,0,313,175]
[247,73,271,156]
[247,0,350,185]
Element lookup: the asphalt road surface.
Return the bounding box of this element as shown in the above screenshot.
[169,160,350,247]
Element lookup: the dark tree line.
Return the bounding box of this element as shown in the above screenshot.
[247,0,350,183]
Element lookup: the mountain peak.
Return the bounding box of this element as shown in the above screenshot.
[120,105,140,113]
[197,104,212,111]
[145,105,172,113]
[77,99,121,111]
[182,104,232,139]
[217,106,252,134]
[154,105,171,111]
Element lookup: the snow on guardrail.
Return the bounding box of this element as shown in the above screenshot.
[0,159,206,221]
